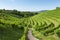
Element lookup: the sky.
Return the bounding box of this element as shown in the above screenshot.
[0,0,60,11]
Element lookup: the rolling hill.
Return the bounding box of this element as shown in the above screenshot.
[0,7,60,40]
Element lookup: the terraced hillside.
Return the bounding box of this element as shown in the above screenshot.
[0,7,60,40]
[29,8,60,40]
[0,12,29,40]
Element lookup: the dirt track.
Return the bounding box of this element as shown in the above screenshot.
[28,30,39,40]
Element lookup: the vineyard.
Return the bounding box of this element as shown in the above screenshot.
[0,7,60,40]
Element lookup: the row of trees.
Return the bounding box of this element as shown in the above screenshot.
[0,9,38,18]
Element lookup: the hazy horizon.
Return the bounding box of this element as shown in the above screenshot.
[0,0,60,11]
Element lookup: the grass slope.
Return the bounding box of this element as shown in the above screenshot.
[0,7,60,40]
[30,8,60,40]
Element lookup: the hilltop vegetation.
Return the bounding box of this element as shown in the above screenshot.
[0,7,60,40]
[0,9,38,18]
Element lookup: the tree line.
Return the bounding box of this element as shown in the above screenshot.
[0,9,38,18]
